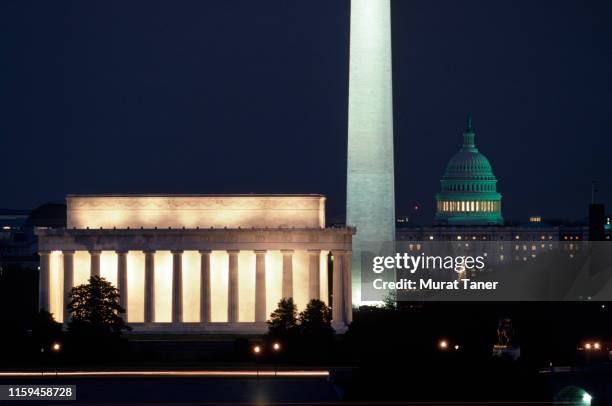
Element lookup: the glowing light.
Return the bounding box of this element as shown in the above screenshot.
[253,345,261,354]
[52,343,61,352]
[265,251,283,317]
[273,342,281,351]
[127,251,145,323]
[182,251,201,322]
[583,392,592,404]
[66,195,325,229]
[238,251,256,322]
[292,251,310,311]
[73,251,91,286]
[0,370,329,378]
[154,251,172,322]
[100,251,118,287]
[439,340,448,349]
[210,251,229,322]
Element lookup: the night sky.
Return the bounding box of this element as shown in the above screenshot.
[2,0,611,223]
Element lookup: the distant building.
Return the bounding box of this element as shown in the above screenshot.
[0,208,35,270]
[0,203,66,271]
[397,116,593,250]
[434,115,503,226]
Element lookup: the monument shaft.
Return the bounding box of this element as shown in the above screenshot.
[346,0,396,304]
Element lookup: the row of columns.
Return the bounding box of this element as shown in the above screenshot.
[38,249,352,326]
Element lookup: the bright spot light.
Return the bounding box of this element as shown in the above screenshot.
[585,343,592,350]
[594,342,601,350]
[253,345,261,354]
[273,342,281,351]
[582,392,593,404]
[454,345,460,350]
[439,340,448,349]
[52,343,61,352]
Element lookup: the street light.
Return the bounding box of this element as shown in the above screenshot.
[51,342,61,377]
[438,339,448,350]
[252,345,261,379]
[272,342,281,376]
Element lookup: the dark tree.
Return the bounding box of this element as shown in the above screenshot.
[297,299,335,362]
[299,299,334,337]
[31,310,63,349]
[66,276,130,362]
[67,275,130,335]
[267,298,298,339]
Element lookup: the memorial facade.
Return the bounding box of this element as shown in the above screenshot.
[36,195,354,333]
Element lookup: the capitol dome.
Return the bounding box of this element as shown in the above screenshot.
[434,115,503,225]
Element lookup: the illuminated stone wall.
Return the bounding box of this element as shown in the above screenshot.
[38,200,354,334]
[67,195,326,229]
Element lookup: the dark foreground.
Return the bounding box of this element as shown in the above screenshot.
[0,376,340,405]
[1,366,612,405]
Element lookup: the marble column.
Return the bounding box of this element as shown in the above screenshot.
[343,251,353,324]
[281,250,293,299]
[144,250,155,323]
[172,250,183,323]
[227,250,239,323]
[331,250,344,326]
[254,250,267,323]
[90,250,101,278]
[116,251,128,320]
[38,251,50,312]
[308,250,320,301]
[199,250,211,323]
[62,251,74,323]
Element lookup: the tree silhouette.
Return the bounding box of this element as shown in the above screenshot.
[267,298,298,339]
[299,299,334,337]
[67,276,130,336]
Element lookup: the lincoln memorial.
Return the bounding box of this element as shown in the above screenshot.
[36,195,354,333]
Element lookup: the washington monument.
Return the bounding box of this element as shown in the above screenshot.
[346,0,396,304]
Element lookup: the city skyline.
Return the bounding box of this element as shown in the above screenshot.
[2,0,611,222]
